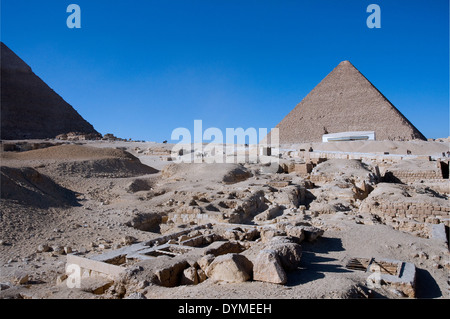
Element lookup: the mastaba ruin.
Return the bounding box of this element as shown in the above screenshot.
[272,60,427,144]
[0,42,100,140]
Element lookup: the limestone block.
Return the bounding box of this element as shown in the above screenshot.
[180,267,199,285]
[283,225,306,243]
[153,259,189,287]
[203,241,244,257]
[260,228,287,243]
[205,253,253,283]
[11,271,29,285]
[66,254,125,279]
[265,241,302,271]
[253,249,287,284]
[197,268,207,283]
[197,254,215,273]
[80,277,114,295]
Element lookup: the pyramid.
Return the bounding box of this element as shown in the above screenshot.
[1,42,100,140]
[272,60,426,144]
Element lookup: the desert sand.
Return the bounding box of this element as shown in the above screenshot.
[0,138,448,300]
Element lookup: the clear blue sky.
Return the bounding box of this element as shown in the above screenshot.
[1,0,449,141]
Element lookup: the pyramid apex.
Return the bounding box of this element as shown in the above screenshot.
[339,60,353,66]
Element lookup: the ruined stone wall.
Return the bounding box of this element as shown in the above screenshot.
[280,162,314,175]
[360,201,450,237]
[309,175,337,183]
[383,171,444,183]
[168,208,225,225]
[361,201,448,223]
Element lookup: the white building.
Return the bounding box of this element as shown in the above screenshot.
[322,131,376,142]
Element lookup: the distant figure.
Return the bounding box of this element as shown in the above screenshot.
[447,151,450,157]
[163,140,168,144]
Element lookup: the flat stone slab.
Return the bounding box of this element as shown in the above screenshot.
[431,223,448,246]
[90,242,148,263]
[79,277,114,295]
[67,254,125,279]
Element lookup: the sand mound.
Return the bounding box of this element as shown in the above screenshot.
[2,144,159,178]
[308,182,357,214]
[311,159,376,183]
[53,158,158,178]
[161,163,252,184]
[365,183,447,205]
[2,144,136,161]
[0,166,79,208]
[313,159,370,174]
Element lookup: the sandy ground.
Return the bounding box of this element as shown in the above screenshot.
[0,139,448,299]
[289,138,450,157]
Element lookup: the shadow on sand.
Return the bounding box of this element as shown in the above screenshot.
[286,237,352,286]
[287,237,444,299]
[414,268,442,298]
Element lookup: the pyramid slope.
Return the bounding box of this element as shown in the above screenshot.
[273,61,426,144]
[1,42,100,140]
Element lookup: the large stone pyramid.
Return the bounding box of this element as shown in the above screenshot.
[1,42,100,140]
[273,60,426,144]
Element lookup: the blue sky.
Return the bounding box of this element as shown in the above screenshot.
[1,0,449,141]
